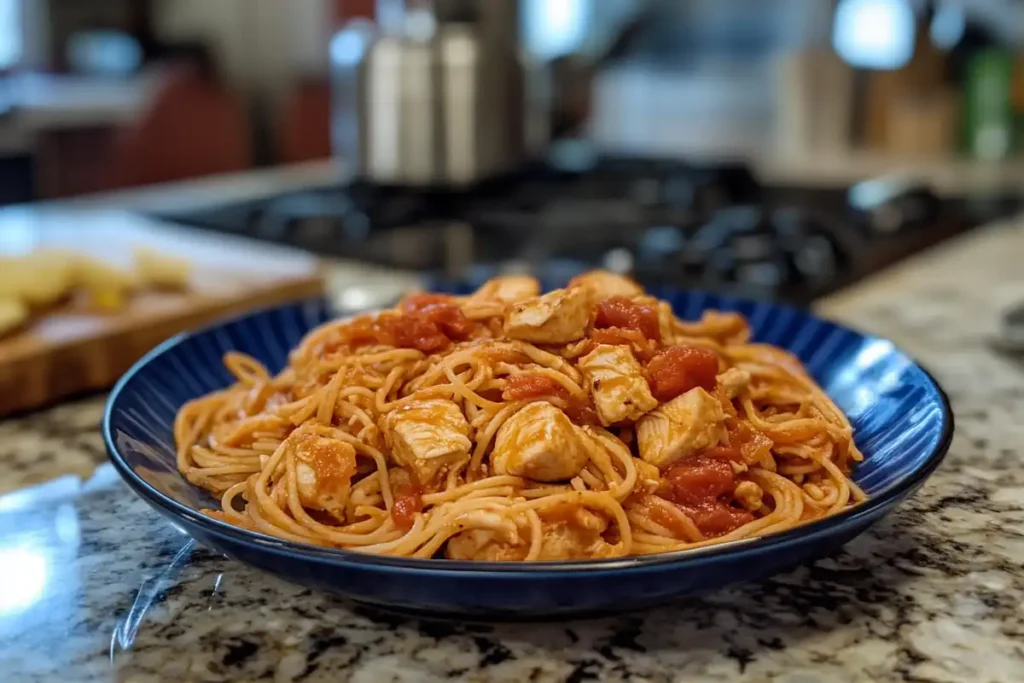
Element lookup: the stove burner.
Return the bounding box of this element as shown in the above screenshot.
[148,155,1000,305]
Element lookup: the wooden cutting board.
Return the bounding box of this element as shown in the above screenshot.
[0,209,325,415]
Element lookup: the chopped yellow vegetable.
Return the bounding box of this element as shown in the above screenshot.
[86,287,128,313]
[0,297,29,336]
[0,248,192,338]
[133,247,192,290]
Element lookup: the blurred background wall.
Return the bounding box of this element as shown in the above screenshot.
[153,0,334,99]
[1,0,1023,204]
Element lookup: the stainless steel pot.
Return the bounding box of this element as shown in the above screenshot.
[331,0,549,187]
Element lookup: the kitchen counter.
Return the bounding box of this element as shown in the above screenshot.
[2,206,1024,682]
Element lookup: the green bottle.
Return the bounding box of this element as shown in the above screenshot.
[964,49,1013,160]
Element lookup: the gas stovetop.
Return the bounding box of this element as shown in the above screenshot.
[149,155,1020,305]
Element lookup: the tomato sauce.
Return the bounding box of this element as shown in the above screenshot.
[390,468,425,531]
[502,373,563,401]
[663,456,735,506]
[402,294,476,340]
[502,374,600,425]
[401,293,451,313]
[594,297,660,341]
[679,503,753,537]
[391,487,423,531]
[589,327,657,362]
[564,401,600,426]
[337,315,386,348]
[661,451,753,538]
[646,345,719,402]
[725,419,773,464]
[638,495,700,541]
[378,315,450,353]
[304,441,357,493]
[339,295,480,354]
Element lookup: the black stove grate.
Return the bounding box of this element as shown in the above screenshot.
[147,155,1017,305]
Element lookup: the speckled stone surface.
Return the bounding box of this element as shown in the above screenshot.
[1,220,1023,682]
[0,397,108,496]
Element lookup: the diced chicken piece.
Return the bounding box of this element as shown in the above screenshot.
[491,402,589,482]
[445,506,612,561]
[472,275,540,304]
[718,367,751,399]
[542,504,608,531]
[446,528,527,561]
[289,428,358,516]
[456,510,522,543]
[633,458,661,494]
[504,286,591,344]
[444,509,527,562]
[578,344,658,426]
[734,480,763,511]
[462,275,541,320]
[637,387,726,469]
[569,270,644,301]
[382,399,472,484]
[533,518,612,560]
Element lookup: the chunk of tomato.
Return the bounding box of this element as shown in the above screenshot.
[502,373,599,425]
[663,456,736,507]
[646,345,719,401]
[401,294,475,341]
[594,296,660,341]
[390,470,425,531]
[678,502,753,537]
[502,374,563,401]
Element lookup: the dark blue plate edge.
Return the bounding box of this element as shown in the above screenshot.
[102,296,955,576]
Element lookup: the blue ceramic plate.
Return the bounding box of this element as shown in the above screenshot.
[104,288,953,619]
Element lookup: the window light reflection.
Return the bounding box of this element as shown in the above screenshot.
[825,338,905,418]
[833,0,915,70]
[0,547,49,616]
[524,0,589,59]
[0,0,20,70]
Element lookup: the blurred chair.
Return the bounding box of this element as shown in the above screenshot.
[277,80,332,164]
[111,63,253,188]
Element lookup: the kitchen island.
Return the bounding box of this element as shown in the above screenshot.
[1,190,1022,682]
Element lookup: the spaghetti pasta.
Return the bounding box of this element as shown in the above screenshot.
[176,271,865,561]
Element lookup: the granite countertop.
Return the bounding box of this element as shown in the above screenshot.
[2,216,1024,682]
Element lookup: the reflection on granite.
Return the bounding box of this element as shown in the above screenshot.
[2,222,1024,682]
